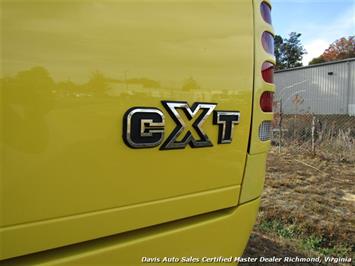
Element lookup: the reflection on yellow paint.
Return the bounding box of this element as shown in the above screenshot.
[2,67,53,153]
[1,0,253,88]
[0,0,257,261]
[1,0,254,226]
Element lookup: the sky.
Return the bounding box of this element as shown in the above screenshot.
[272,0,355,65]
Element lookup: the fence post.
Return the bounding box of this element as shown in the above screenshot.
[311,114,315,155]
[347,61,351,115]
[279,99,282,153]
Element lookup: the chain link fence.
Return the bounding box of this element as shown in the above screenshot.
[272,59,355,162]
[271,102,355,163]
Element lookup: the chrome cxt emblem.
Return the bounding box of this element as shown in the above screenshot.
[123,101,240,150]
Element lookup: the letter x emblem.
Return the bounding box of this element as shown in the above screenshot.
[160,101,217,150]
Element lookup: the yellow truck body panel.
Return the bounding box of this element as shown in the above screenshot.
[1,200,261,266]
[0,0,274,263]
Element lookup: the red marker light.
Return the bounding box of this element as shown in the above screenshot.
[262,32,274,55]
[262,61,274,83]
[260,91,273,112]
[260,2,272,24]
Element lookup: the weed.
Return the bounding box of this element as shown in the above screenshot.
[257,219,353,258]
[259,219,298,239]
[300,235,323,250]
[300,236,352,257]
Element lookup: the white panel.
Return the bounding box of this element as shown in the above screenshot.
[275,59,355,115]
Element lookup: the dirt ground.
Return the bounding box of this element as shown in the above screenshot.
[242,147,355,265]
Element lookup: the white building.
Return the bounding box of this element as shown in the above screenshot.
[274,58,355,116]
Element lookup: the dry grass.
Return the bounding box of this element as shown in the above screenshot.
[274,114,355,163]
[243,147,355,264]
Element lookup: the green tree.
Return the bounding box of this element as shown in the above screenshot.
[274,32,306,70]
[309,56,326,65]
[274,35,284,69]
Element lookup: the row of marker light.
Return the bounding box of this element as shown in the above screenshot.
[259,1,274,141]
